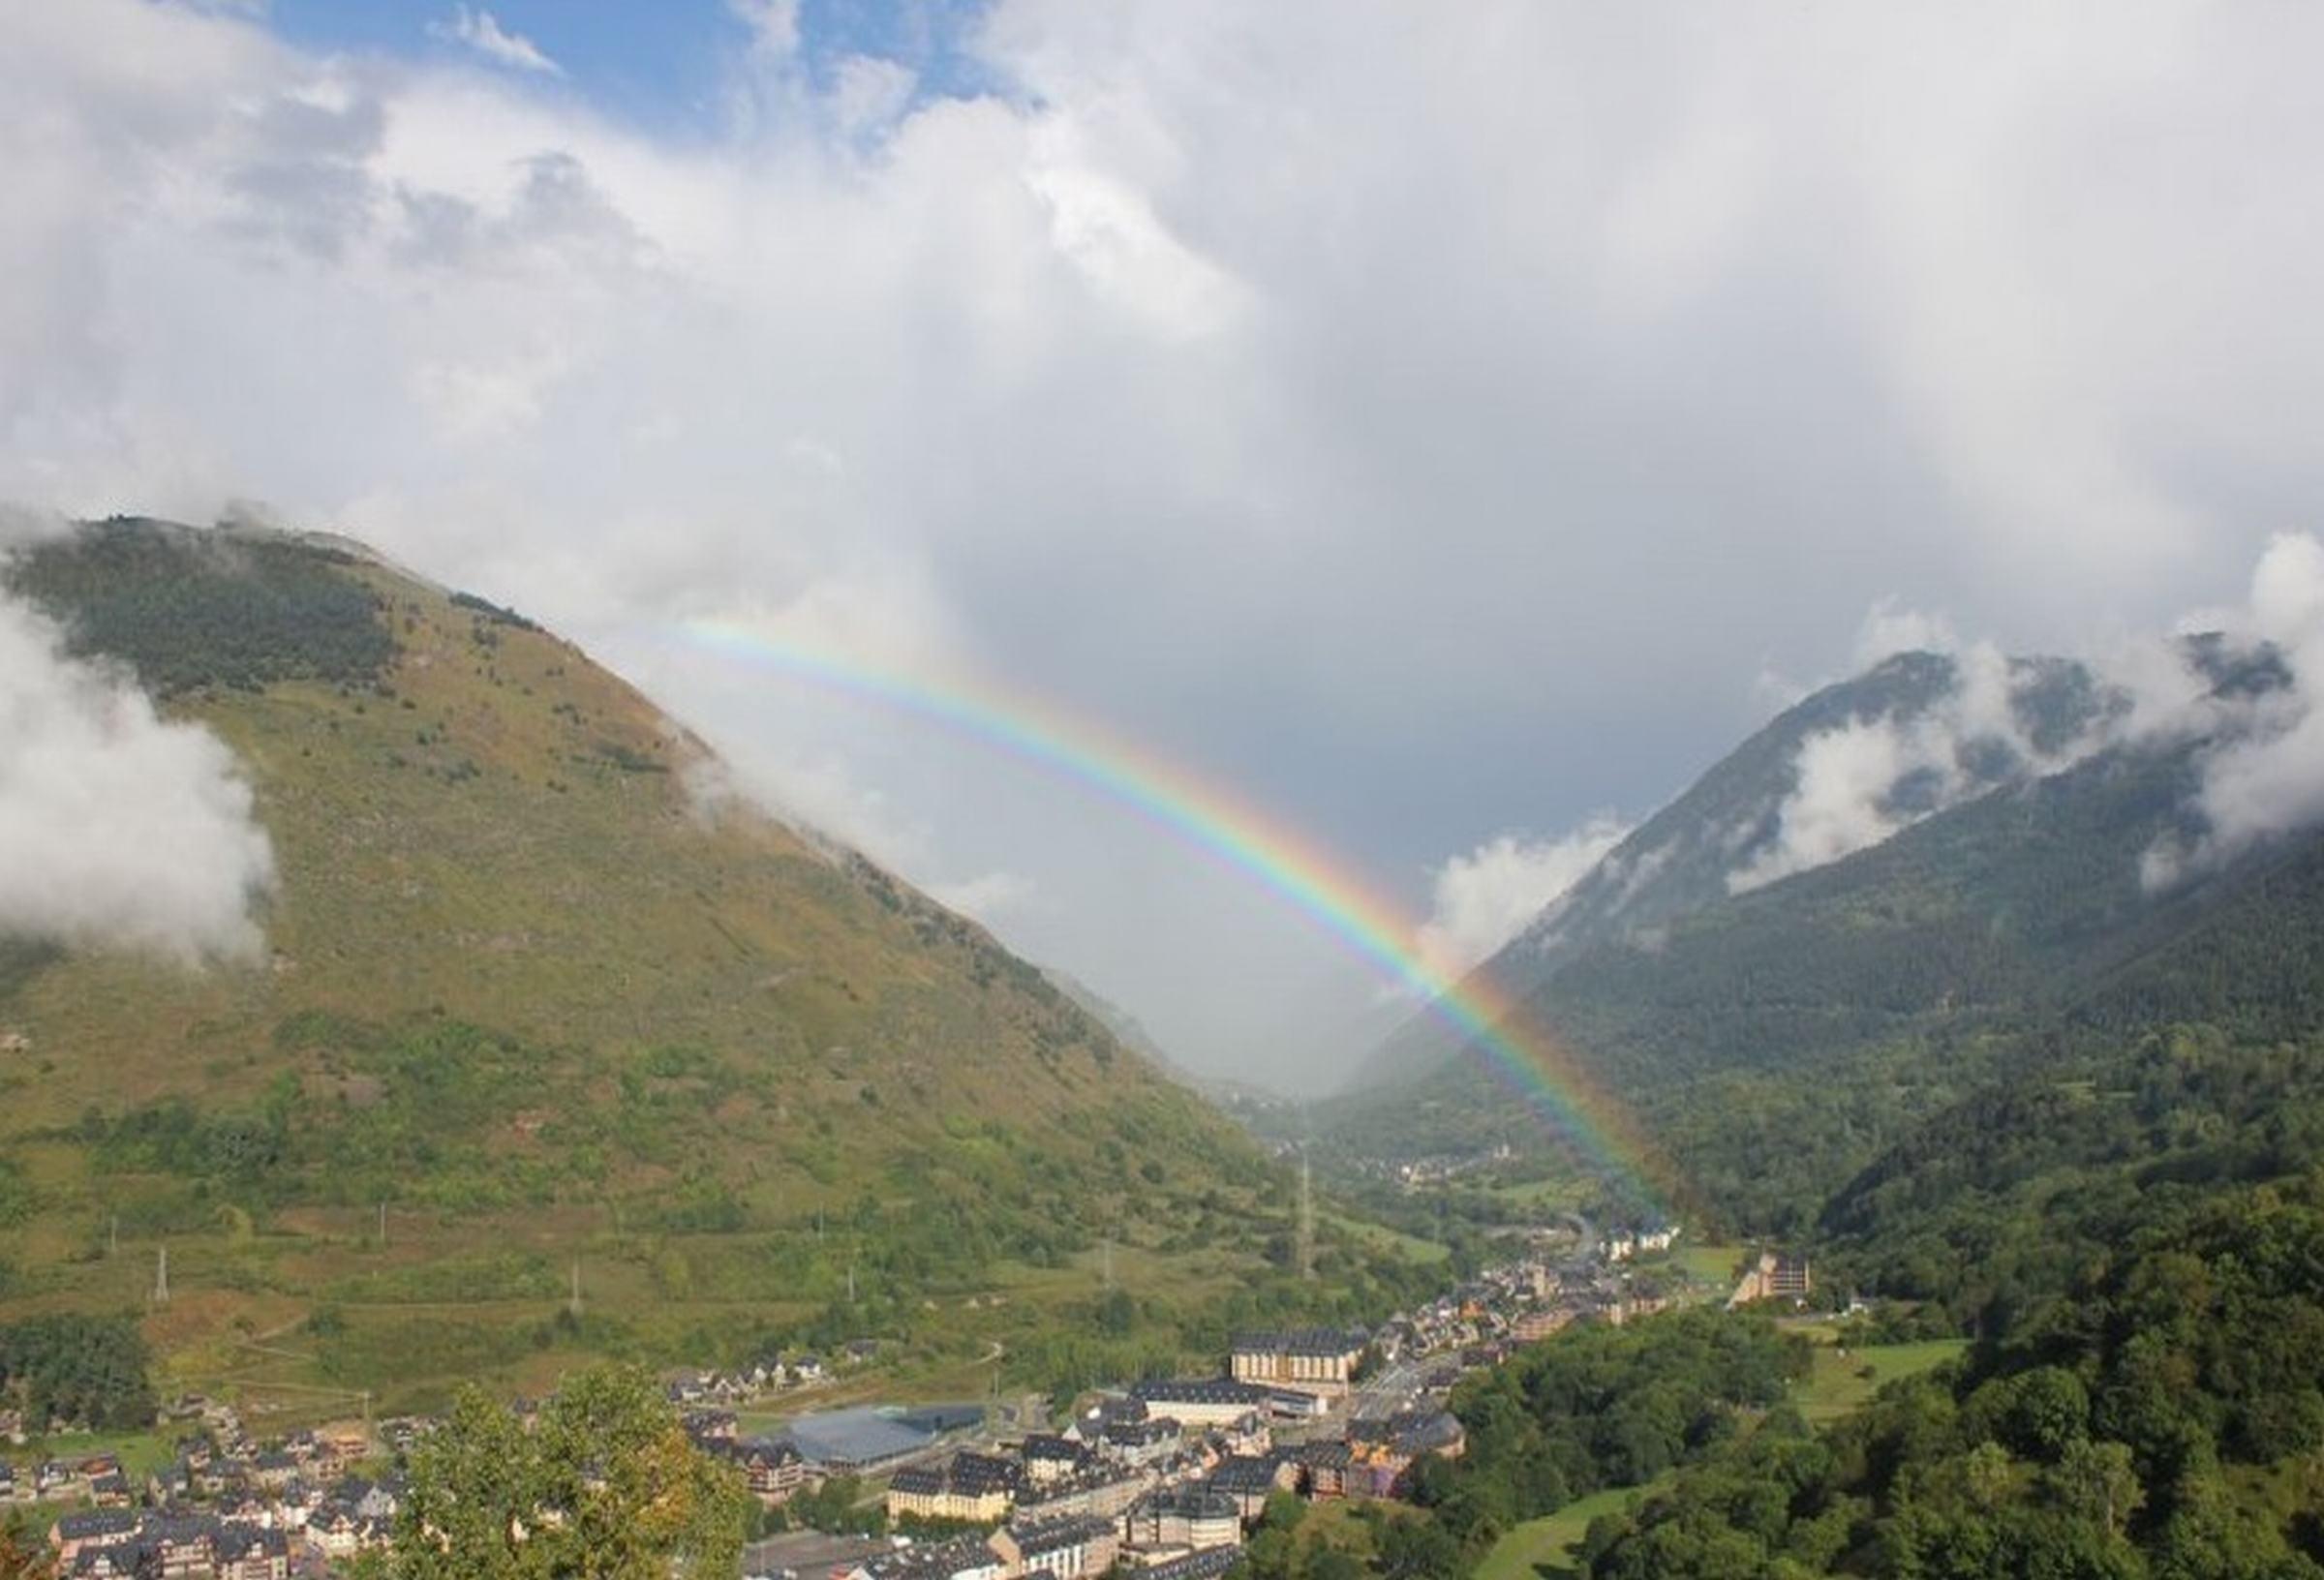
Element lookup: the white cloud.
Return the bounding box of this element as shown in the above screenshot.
[1853,600,1959,669]
[829,55,918,139]
[1417,817,1630,978]
[0,592,275,963]
[7,0,2324,1079]
[928,869,1038,922]
[429,8,562,76]
[2145,532,2324,886]
[1729,714,1945,894]
[1732,629,2168,895]
[728,0,801,63]
[1737,534,2324,898]
[706,744,933,874]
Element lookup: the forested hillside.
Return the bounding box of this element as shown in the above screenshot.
[1349,1019,2324,1578]
[1575,1171,2324,1578]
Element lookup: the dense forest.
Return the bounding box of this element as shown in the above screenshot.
[1820,1027,2324,1329]
[1409,1311,1806,1551]
[1422,778,2324,1243]
[4,516,395,694]
[1341,1024,2324,1577]
[1579,1174,2324,1577]
[0,1317,155,1432]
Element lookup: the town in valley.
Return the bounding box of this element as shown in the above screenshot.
[22,1213,1759,1580]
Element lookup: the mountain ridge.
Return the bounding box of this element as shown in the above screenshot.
[1329,634,2324,1231]
[1348,648,2126,1091]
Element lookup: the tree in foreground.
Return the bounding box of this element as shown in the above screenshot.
[372,1364,748,1579]
[0,1524,54,1580]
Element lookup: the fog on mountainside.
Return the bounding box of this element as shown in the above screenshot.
[1355,533,2324,1100]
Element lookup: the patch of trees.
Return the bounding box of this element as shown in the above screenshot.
[1235,1490,1370,1580]
[1823,1025,2324,1331]
[595,741,668,775]
[448,591,538,631]
[78,1091,293,1187]
[6,518,394,694]
[1391,1310,1808,1569]
[1576,1177,2324,1578]
[760,1474,883,1538]
[76,1019,572,1211]
[362,1363,746,1578]
[0,1315,155,1432]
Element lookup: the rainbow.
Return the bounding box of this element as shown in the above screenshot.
[667,618,1679,1214]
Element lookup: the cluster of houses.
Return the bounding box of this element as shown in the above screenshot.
[1374,1233,1680,1358]
[48,1513,294,1579]
[20,1219,1725,1579]
[1340,1145,1517,1191]
[1604,1226,1681,1262]
[733,1225,1710,1580]
[38,1404,402,1577]
[737,1331,1448,1580]
[664,1343,884,1411]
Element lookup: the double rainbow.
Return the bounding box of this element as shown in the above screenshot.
[670,619,1676,1213]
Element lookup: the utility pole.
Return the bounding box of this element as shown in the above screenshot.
[153,1245,169,1306]
[568,1258,583,1321]
[378,1201,387,1248]
[107,1215,117,1259]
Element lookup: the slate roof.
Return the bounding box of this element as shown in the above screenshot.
[1137,1547,1243,1580]
[1008,1513,1115,1553]
[786,1408,933,1468]
[1127,1379,1270,1408]
[1207,1455,1284,1494]
[1228,1328,1367,1357]
[54,1508,138,1541]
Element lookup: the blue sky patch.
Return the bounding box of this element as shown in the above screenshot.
[263,0,1001,133]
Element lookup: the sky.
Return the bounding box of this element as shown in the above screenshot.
[4,1,2323,1087]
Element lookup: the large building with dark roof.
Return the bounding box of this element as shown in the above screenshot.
[885,1452,1024,1524]
[1204,1453,1297,1522]
[1228,1329,1368,1396]
[1123,1485,1242,1555]
[785,1408,935,1472]
[1133,1548,1242,1580]
[991,1513,1118,1580]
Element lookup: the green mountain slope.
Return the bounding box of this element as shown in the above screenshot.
[1328,644,2324,1233]
[0,519,1388,1411]
[1351,651,2121,1092]
[1547,1015,2324,1579]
